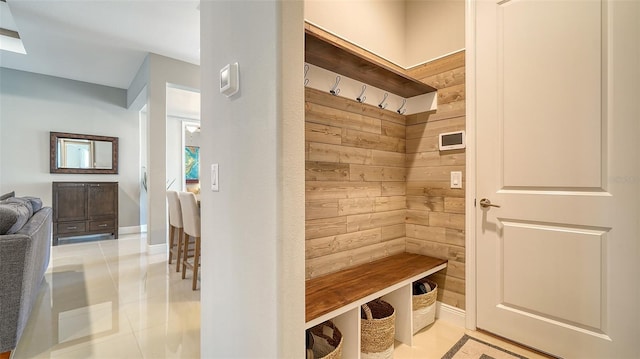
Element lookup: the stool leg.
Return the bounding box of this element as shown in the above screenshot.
[176,227,184,272]
[182,233,189,279]
[168,225,175,264]
[192,236,201,290]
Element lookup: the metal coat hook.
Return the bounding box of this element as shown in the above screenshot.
[304,64,309,87]
[356,85,367,103]
[378,93,388,109]
[330,76,341,96]
[397,99,407,115]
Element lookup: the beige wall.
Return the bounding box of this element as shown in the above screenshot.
[305,0,407,66]
[405,0,465,66]
[305,0,465,67]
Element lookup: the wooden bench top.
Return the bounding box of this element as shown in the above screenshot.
[306,253,447,323]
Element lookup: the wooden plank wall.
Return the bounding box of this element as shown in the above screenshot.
[305,87,407,279]
[405,51,467,309]
[305,51,467,310]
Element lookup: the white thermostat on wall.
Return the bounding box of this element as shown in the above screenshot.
[439,130,465,151]
[220,63,239,97]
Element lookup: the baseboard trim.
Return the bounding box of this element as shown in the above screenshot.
[119,226,145,235]
[146,243,166,255]
[436,301,466,328]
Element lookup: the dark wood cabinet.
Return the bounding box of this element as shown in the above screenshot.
[52,182,118,245]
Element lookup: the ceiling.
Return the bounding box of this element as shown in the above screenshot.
[0,0,200,90]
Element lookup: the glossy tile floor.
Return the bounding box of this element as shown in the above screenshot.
[13,234,200,359]
[13,234,547,359]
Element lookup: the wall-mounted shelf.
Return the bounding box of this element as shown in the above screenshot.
[305,23,436,98]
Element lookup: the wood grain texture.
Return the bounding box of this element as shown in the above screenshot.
[406,165,465,182]
[308,142,371,165]
[349,164,407,182]
[406,238,465,264]
[381,120,406,138]
[306,216,347,240]
[306,102,381,134]
[406,116,465,140]
[417,66,466,90]
[305,28,436,97]
[406,181,466,198]
[346,209,406,232]
[306,228,382,259]
[306,87,405,125]
[305,53,468,310]
[306,122,342,145]
[405,51,467,310]
[406,209,430,225]
[407,51,465,81]
[305,22,407,76]
[305,199,339,220]
[306,181,381,200]
[406,151,466,167]
[342,128,406,152]
[437,83,466,105]
[306,237,406,279]
[306,253,447,322]
[381,182,406,196]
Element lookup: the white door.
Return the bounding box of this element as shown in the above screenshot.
[474,0,639,357]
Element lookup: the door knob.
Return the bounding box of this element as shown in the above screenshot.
[479,198,500,208]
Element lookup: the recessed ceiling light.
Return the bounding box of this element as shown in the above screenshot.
[0,1,27,54]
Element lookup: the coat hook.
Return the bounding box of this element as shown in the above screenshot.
[330,76,341,96]
[356,85,367,103]
[378,92,388,109]
[304,64,309,87]
[397,99,407,115]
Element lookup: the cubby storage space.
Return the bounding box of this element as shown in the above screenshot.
[305,253,446,358]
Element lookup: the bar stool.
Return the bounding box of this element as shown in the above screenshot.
[167,190,185,272]
[179,191,201,290]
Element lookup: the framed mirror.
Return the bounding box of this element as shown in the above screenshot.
[50,132,118,174]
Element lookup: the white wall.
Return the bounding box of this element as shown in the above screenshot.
[128,53,200,246]
[165,117,200,192]
[139,108,148,227]
[200,1,304,357]
[305,0,407,66]
[166,116,183,191]
[0,68,141,227]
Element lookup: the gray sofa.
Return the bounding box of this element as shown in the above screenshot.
[0,193,52,356]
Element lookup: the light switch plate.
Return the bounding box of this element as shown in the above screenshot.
[211,164,219,191]
[220,63,239,97]
[451,171,462,189]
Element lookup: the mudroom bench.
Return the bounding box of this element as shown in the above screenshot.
[305,253,447,357]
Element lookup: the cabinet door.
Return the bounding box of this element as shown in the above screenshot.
[54,183,87,222]
[87,183,117,219]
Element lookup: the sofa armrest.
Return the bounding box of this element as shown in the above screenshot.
[0,207,52,353]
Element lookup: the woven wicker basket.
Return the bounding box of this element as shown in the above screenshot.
[308,320,343,359]
[412,280,437,334]
[361,299,396,359]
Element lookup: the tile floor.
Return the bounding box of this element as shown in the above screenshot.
[13,234,200,359]
[13,234,547,359]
